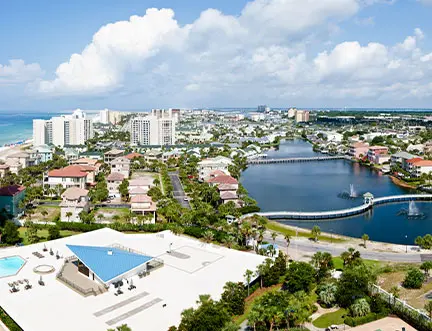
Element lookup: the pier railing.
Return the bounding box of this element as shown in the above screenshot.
[247,155,348,165]
[241,194,432,220]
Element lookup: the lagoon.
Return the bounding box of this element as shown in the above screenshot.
[241,140,431,244]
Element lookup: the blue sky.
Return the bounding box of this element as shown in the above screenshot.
[1,0,432,110]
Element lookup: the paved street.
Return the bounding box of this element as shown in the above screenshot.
[265,233,424,263]
[169,171,190,209]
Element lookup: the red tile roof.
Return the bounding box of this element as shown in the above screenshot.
[208,175,238,185]
[410,159,432,167]
[0,185,25,196]
[125,152,143,160]
[48,165,89,178]
[406,157,424,164]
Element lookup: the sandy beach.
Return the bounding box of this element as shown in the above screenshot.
[0,139,33,161]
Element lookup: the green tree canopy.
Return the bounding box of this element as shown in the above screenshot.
[283,262,315,294]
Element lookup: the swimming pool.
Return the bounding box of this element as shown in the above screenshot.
[0,256,26,278]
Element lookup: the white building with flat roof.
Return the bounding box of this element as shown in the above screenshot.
[33,109,94,147]
[0,228,265,331]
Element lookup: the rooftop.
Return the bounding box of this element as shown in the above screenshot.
[61,187,89,200]
[125,152,143,160]
[208,175,238,185]
[66,244,153,283]
[0,185,25,196]
[107,172,125,181]
[0,229,265,331]
[48,165,93,178]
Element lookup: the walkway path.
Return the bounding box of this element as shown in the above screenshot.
[247,155,346,164]
[264,232,423,263]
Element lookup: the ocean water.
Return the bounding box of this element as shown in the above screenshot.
[0,112,62,146]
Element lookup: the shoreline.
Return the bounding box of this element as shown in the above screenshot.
[389,175,417,189]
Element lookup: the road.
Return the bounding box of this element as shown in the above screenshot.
[169,171,190,209]
[264,233,426,263]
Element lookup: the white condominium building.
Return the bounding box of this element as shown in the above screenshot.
[130,111,176,146]
[33,109,94,147]
[98,108,123,125]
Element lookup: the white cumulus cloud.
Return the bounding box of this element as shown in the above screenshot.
[0,59,43,85]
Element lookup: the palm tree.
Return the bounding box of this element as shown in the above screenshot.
[97,214,104,222]
[389,286,400,300]
[362,233,369,248]
[244,269,254,296]
[284,233,291,257]
[112,214,121,222]
[311,225,321,242]
[203,230,214,243]
[40,209,48,220]
[350,298,370,317]
[271,232,277,245]
[65,211,73,222]
[223,235,235,249]
[425,301,432,319]
[318,283,337,307]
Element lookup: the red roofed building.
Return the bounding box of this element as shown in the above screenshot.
[47,165,97,189]
[406,158,432,177]
[125,152,143,160]
[207,175,238,187]
[0,185,26,216]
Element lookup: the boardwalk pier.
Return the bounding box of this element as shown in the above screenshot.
[247,156,347,165]
[241,194,432,221]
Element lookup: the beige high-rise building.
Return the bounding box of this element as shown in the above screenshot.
[130,111,176,146]
[295,110,310,123]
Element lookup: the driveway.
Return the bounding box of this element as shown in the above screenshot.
[169,171,190,209]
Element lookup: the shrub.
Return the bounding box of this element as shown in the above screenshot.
[403,268,425,289]
[238,205,260,215]
[344,312,387,327]
[0,306,23,331]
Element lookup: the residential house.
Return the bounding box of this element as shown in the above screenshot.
[407,144,425,154]
[348,142,370,159]
[72,158,101,175]
[424,141,432,155]
[130,194,156,223]
[144,150,163,163]
[64,148,80,162]
[47,165,97,189]
[5,160,22,175]
[111,156,130,179]
[198,156,233,181]
[107,172,125,198]
[104,149,124,164]
[60,187,90,222]
[6,152,31,168]
[78,151,103,160]
[367,146,389,163]
[406,159,432,177]
[207,174,241,206]
[125,152,143,160]
[390,152,417,170]
[0,185,26,217]
[0,164,10,178]
[128,177,154,197]
[32,145,54,163]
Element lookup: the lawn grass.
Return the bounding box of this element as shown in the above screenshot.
[332,257,383,271]
[313,308,347,328]
[18,227,80,245]
[266,221,346,243]
[233,284,281,325]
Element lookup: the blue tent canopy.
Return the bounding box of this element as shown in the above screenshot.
[66,245,153,283]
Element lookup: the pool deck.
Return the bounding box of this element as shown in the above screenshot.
[0,228,265,331]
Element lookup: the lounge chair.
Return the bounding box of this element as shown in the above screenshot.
[18,280,23,284]
[24,284,32,290]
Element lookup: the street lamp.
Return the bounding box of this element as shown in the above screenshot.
[405,235,408,253]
